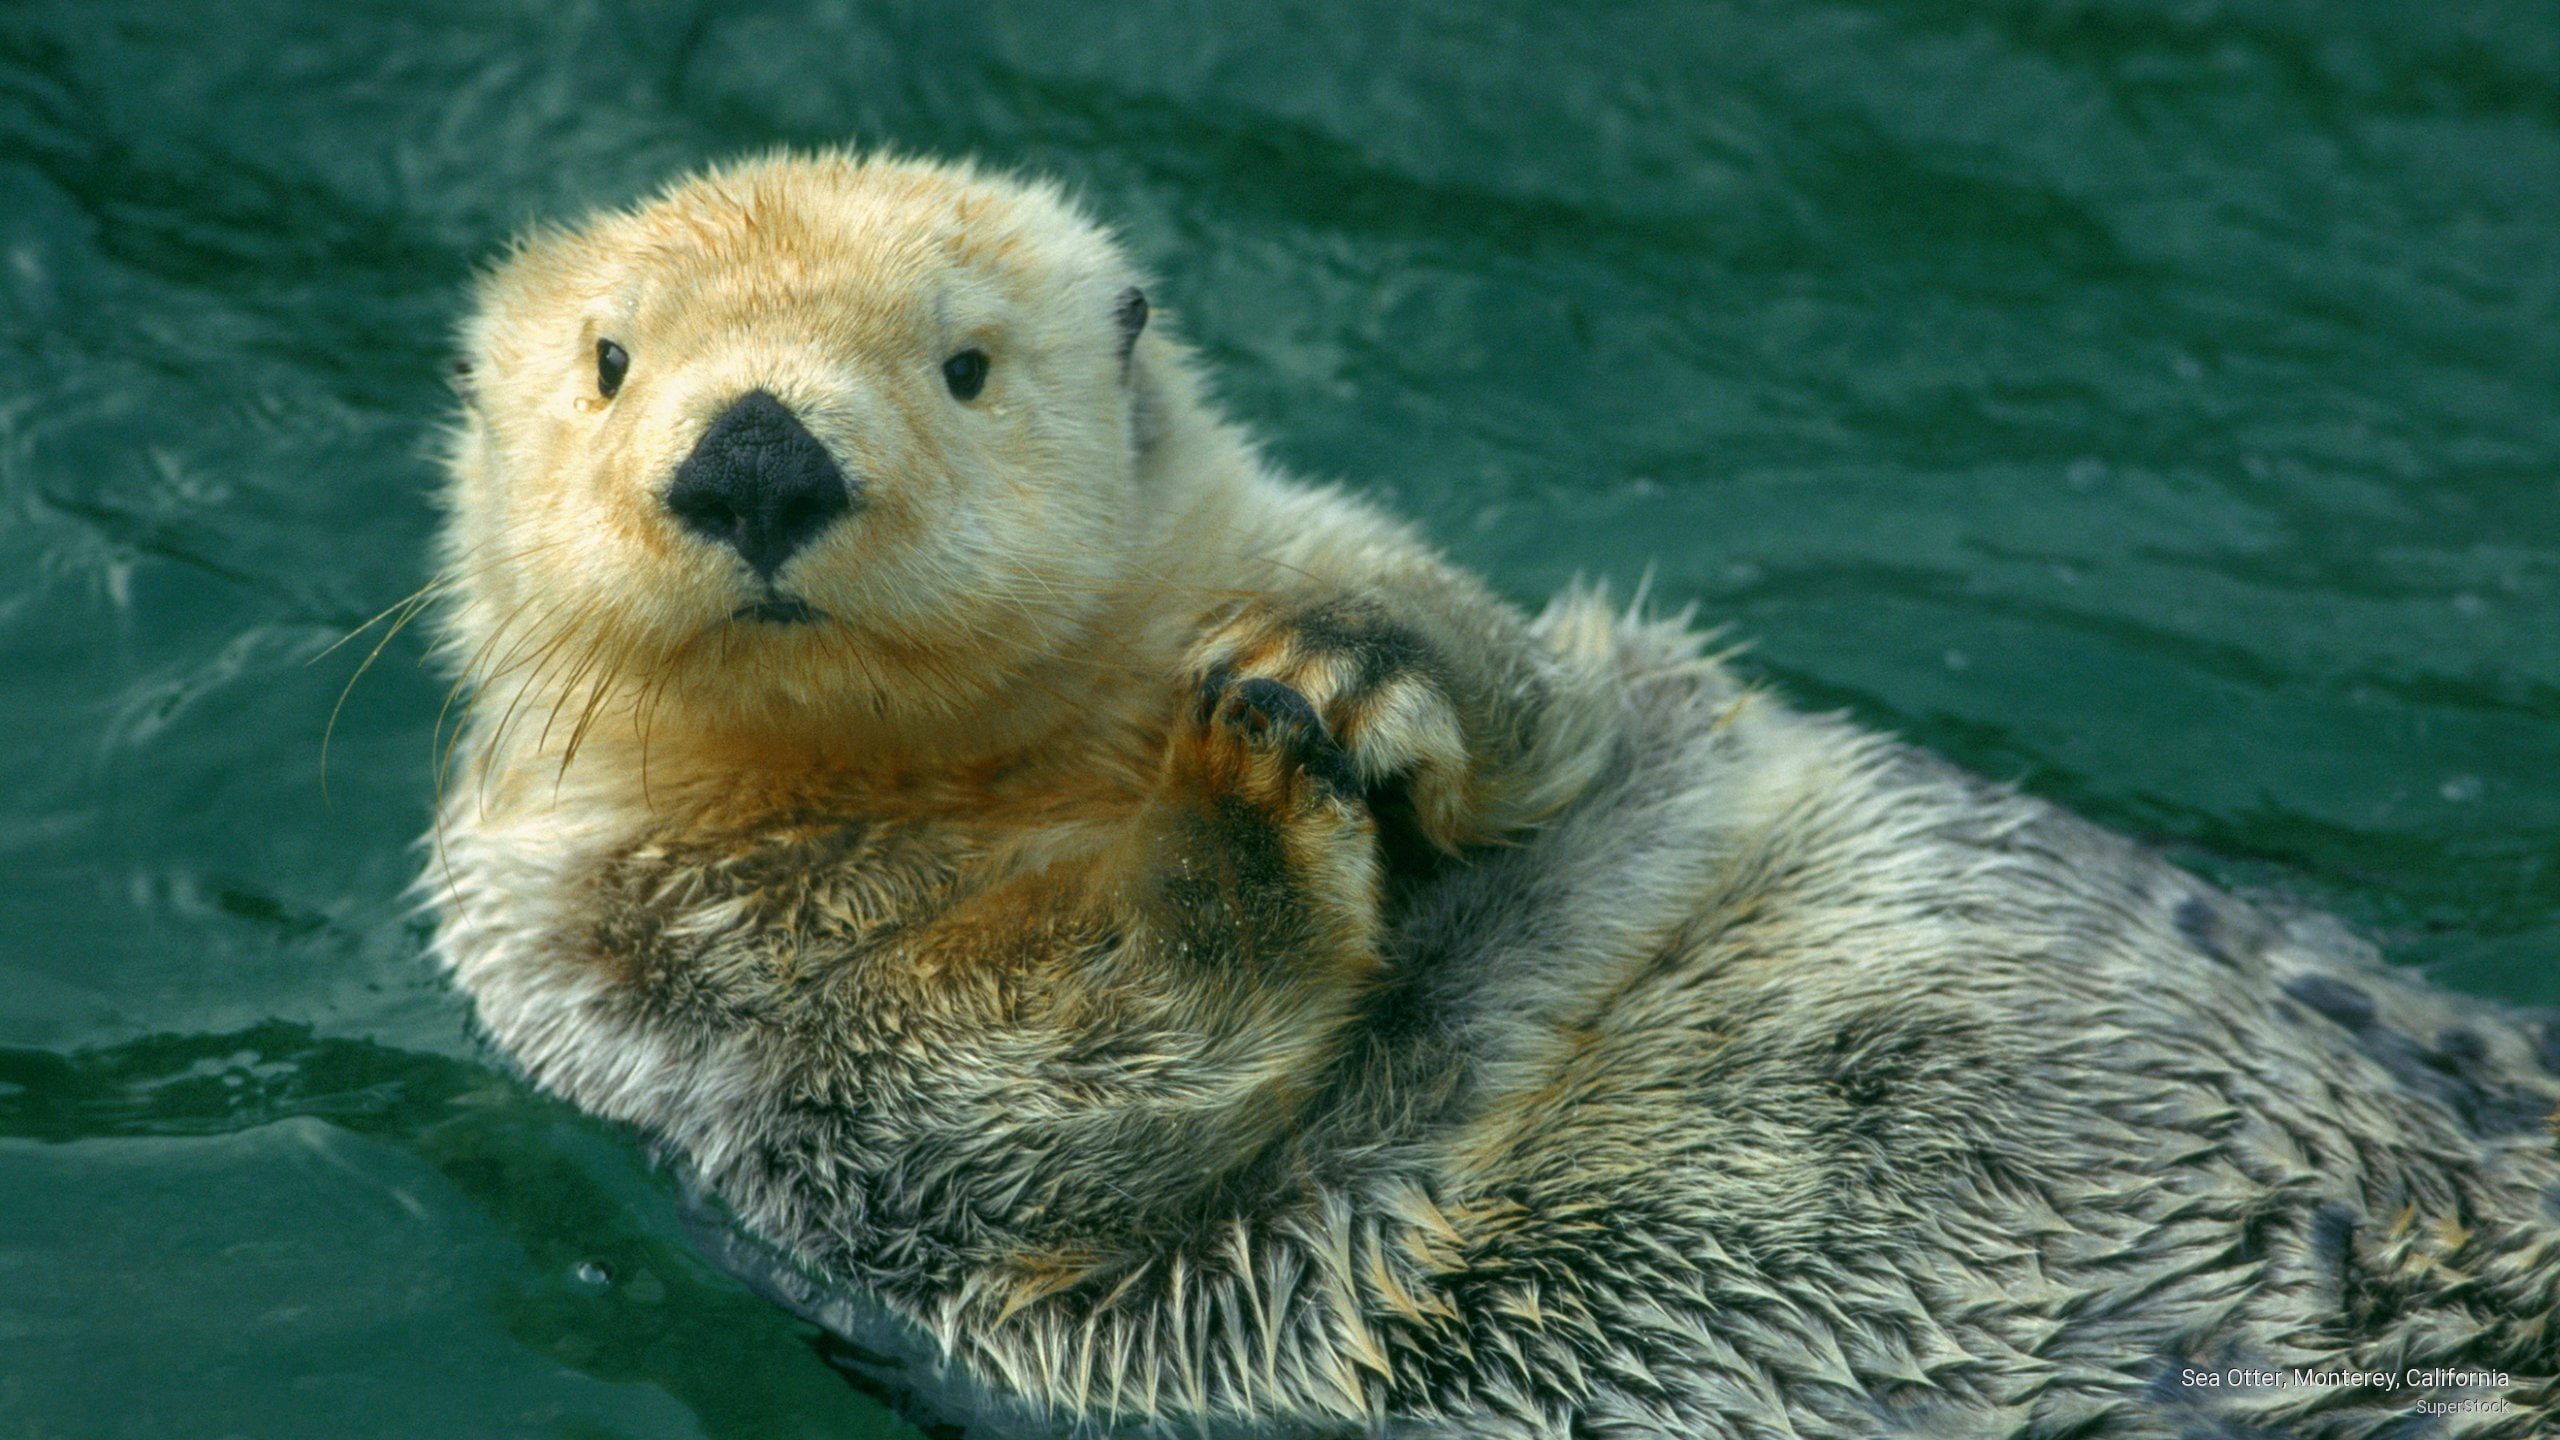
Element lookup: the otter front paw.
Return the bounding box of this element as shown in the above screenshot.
[1190,600,1475,851]
[1165,667,1385,985]
[1177,670,1362,818]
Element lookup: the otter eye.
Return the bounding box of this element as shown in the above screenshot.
[942,348,988,402]
[595,339,629,400]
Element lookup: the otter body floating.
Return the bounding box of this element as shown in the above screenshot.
[425,152,2560,1438]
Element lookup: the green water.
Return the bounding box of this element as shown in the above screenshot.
[2,0,2553,1434]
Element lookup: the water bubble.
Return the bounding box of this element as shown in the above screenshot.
[573,1260,613,1291]
[2440,775,2484,804]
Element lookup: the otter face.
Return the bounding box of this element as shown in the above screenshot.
[444,154,1155,737]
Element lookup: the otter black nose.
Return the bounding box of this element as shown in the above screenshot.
[665,390,855,580]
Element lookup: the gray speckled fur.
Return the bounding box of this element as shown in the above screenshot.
[442,605,2559,1439]
[1357,623,2560,1438]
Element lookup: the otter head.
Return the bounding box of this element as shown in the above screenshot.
[441,153,1173,762]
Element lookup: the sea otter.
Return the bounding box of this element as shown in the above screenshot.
[423,151,2560,1438]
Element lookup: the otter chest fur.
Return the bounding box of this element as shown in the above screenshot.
[425,152,2560,1439]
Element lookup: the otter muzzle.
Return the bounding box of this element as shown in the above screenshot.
[665,390,856,580]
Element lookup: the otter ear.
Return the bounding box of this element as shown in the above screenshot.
[1114,286,1147,368]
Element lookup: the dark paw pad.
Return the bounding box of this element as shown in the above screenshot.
[1207,676,1359,798]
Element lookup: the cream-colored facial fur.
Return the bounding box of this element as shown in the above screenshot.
[441,154,1210,768]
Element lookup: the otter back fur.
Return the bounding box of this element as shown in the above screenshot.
[425,152,2560,1439]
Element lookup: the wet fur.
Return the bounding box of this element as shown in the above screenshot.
[426,153,2560,1438]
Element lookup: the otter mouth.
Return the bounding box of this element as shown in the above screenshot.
[734,595,823,625]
